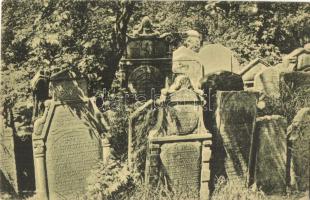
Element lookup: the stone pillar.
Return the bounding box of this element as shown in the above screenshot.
[200,140,212,200]
[101,137,111,165]
[33,140,48,200]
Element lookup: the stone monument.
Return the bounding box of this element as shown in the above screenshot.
[119,16,173,99]
[214,91,258,183]
[32,69,106,200]
[238,58,270,89]
[198,44,240,75]
[144,75,212,200]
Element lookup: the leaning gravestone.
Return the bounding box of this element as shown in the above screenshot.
[254,64,288,98]
[253,115,287,194]
[144,75,212,200]
[215,91,258,181]
[198,44,240,75]
[238,58,269,89]
[173,46,203,89]
[32,69,103,200]
[288,108,310,191]
[283,43,310,72]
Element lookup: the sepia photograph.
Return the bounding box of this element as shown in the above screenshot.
[0,0,309,199]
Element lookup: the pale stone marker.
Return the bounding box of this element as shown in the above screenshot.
[198,44,240,75]
[32,69,103,200]
[215,91,258,181]
[283,43,310,72]
[144,75,212,200]
[238,58,269,88]
[288,108,310,191]
[254,115,287,194]
[253,64,287,98]
[173,46,204,89]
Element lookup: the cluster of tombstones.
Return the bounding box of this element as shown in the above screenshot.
[1,17,309,200]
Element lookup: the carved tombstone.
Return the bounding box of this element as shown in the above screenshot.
[32,69,103,200]
[288,108,310,191]
[239,58,269,89]
[198,44,240,75]
[120,16,173,99]
[215,91,258,182]
[144,75,212,200]
[253,115,288,194]
[173,46,204,89]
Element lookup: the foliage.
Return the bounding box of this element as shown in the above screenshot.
[85,160,135,200]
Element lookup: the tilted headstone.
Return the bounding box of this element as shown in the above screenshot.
[283,43,310,72]
[253,115,287,194]
[238,58,269,88]
[254,63,288,98]
[32,69,104,200]
[144,75,212,200]
[173,46,204,89]
[288,108,310,191]
[198,44,240,75]
[280,71,310,94]
[215,91,258,182]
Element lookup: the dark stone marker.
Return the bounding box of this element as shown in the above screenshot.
[288,108,310,191]
[214,91,258,182]
[254,115,287,194]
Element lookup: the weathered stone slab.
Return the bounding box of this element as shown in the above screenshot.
[198,44,240,75]
[215,91,258,180]
[160,142,201,193]
[239,58,269,88]
[32,69,103,200]
[280,71,310,92]
[144,76,212,200]
[254,115,287,194]
[283,43,310,72]
[288,108,310,191]
[254,64,287,98]
[173,46,203,89]
[45,103,101,199]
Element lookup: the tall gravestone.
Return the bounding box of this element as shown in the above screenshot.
[144,75,212,200]
[198,44,240,75]
[288,108,310,191]
[173,46,204,89]
[238,58,269,89]
[32,69,103,200]
[119,16,173,99]
[215,91,258,182]
[253,115,288,194]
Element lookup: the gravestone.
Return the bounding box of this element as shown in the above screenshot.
[120,16,173,99]
[32,69,103,200]
[280,71,310,93]
[253,115,287,194]
[288,108,310,191]
[144,75,212,200]
[283,43,310,72]
[173,46,204,89]
[215,91,258,181]
[198,44,240,75]
[239,58,269,89]
[254,64,288,98]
